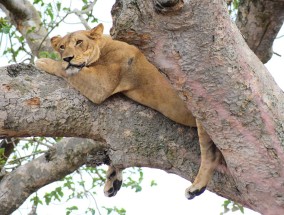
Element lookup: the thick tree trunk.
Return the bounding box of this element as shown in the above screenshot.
[110,0,284,214]
[0,0,284,214]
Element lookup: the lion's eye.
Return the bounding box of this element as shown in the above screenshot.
[59,45,65,50]
[76,40,83,46]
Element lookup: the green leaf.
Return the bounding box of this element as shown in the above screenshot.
[44,193,52,205]
[86,208,96,215]
[39,51,59,60]
[66,206,78,215]
[44,186,64,205]
[0,148,6,165]
[46,3,54,21]
[103,207,113,215]
[26,26,36,35]
[67,206,78,210]
[150,180,157,187]
[220,199,244,214]
[103,206,126,215]
[55,187,64,197]
[63,7,71,12]
[1,26,11,34]
[91,17,98,23]
[56,2,61,11]
[30,195,43,206]
[0,148,5,155]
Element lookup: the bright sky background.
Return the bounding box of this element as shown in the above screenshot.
[1,0,283,214]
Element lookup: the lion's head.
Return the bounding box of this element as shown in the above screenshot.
[51,23,104,76]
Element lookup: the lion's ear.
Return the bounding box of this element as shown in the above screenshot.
[51,36,62,50]
[89,23,104,39]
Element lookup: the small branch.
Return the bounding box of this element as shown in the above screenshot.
[37,13,70,52]
[273,51,282,57]
[76,169,102,215]
[27,204,37,215]
[72,0,97,30]
[6,150,46,166]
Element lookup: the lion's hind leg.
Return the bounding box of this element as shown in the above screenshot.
[104,166,123,197]
[185,120,222,200]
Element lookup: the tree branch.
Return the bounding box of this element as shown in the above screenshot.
[236,0,284,63]
[0,63,235,214]
[72,0,98,30]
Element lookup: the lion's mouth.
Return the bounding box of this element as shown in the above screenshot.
[65,62,86,76]
[66,62,86,70]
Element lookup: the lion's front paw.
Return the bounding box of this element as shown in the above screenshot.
[35,58,50,71]
[35,58,66,77]
[185,184,206,200]
[104,166,123,197]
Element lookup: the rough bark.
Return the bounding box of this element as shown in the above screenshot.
[0,0,284,214]
[110,0,284,214]
[236,0,284,63]
[0,0,53,57]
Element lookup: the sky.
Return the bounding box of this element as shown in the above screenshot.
[1,0,283,214]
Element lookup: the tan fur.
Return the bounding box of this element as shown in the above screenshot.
[35,24,221,199]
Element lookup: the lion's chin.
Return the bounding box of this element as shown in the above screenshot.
[65,63,86,76]
[65,67,81,76]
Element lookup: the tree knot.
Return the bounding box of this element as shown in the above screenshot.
[86,149,111,167]
[154,0,184,14]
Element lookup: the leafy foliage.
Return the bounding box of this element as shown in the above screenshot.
[103,206,126,215]
[0,21,29,63]
[221,199,244,215]
[0,147,5,166]
[123,167,144,192]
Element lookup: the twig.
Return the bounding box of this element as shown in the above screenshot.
[7,150,46,165]
[77,169,102,215]
[37,12,70,52]
[72,0,97,30]
[37,0,98,52]
[273,51,282,57]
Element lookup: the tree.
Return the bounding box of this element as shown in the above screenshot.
[0,0,284,214]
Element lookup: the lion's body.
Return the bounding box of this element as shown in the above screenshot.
[35,24,221,200]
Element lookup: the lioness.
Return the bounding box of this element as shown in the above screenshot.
[35,23,221,200]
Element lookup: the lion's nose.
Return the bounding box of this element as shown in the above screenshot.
[63,56,74,63]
